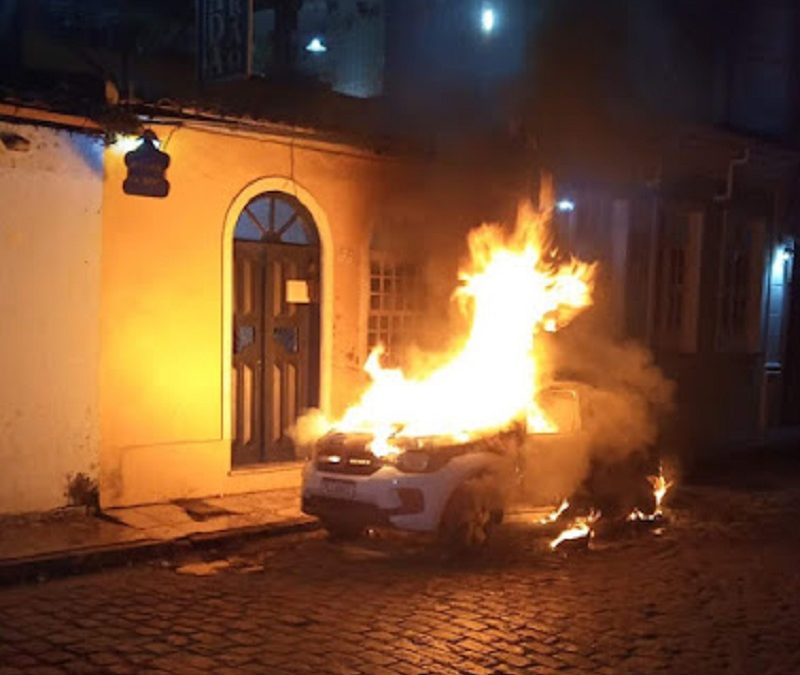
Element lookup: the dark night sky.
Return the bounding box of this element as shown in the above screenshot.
[1,0,798,147]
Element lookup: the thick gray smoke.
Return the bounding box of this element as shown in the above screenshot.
[521,311,675,508]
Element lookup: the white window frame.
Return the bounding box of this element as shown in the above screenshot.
[715,214,765,353]
[367,252,421,362]
[655,208,703,353]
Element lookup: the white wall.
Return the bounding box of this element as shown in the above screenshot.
[0,122,103,514]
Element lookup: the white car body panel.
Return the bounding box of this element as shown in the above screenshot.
[302,450,509,532]
[301,385,581,535]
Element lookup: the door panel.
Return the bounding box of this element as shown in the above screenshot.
[263,243,320,461]
[232,242,266,466]
[232,241,320,466]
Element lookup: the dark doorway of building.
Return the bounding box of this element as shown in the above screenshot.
[232,191,321,466]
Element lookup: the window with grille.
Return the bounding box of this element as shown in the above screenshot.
[367,255,421,360]
[664,246,686,332]
[719,240,749,340]
[655,210,703,352]
[716,217,765,352]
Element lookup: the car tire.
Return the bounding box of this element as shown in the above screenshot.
[439,475,500,553]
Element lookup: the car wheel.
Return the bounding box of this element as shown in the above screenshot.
[439,476,498,553]
[321,518,364,541]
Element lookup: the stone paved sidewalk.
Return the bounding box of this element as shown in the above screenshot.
[0,489,315,584]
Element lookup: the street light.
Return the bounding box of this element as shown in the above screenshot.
[481,4,496,34]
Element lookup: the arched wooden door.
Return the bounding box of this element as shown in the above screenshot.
[232,192,321,466]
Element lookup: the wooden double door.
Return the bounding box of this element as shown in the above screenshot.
[232,241,320,466]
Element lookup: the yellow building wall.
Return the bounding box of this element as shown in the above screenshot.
[100,124,402,507]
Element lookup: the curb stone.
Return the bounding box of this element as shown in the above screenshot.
[0,517,319,586]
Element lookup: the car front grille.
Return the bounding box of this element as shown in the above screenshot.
[315,441,382,476]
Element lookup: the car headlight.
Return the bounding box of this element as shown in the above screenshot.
[396,451,430,473]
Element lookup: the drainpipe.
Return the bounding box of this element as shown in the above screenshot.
[712,148,757,435]
[714,147,750,203]
[712,147,750,346]
[712,147,751,346]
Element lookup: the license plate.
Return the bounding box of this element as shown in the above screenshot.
[322,478,356,500]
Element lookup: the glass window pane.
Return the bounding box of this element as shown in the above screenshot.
[274,199,295,231]
[247,196,271,230]
[281,221,309,245]
[234,213,263,241]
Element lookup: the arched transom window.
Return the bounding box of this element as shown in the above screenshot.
[234,191,319,245]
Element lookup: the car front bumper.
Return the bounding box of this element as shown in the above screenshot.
[301,462,451,533]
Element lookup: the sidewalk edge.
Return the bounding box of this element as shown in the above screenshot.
[0,517,319,586]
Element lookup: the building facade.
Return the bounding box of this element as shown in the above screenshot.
[0,100,515,514]
[551,129,800,459]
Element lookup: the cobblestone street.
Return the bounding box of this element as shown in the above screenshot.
[1,458,800,675]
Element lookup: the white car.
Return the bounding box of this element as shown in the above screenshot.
[301,386,581,549]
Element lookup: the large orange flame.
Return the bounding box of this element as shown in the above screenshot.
[332,202,595,455]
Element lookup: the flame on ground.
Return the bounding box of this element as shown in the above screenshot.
[649,463,673,512]
[333,202,595,455]
[539,498,570,524]
[547,463,672,550]
[549,510,601,550]
[626,463,674,522]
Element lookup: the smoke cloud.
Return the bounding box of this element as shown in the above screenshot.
[522,310,675,511]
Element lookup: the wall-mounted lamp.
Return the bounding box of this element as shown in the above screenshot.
[556,199,576,213]
[122,130,170,198]
[772,239,795,278]
[111,132,161,155]
[305,36,327,53]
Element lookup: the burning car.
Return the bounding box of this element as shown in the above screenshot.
[301,385,582,548]
[300,201,596,549]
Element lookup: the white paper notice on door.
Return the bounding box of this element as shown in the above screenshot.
[285,279,310,304]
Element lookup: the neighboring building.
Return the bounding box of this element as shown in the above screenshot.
[252,0,385,98]
[523,0,800,460]
[550,129,800,458]
[0,0,385,103]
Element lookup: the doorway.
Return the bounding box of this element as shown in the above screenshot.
[231,191,321,466]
